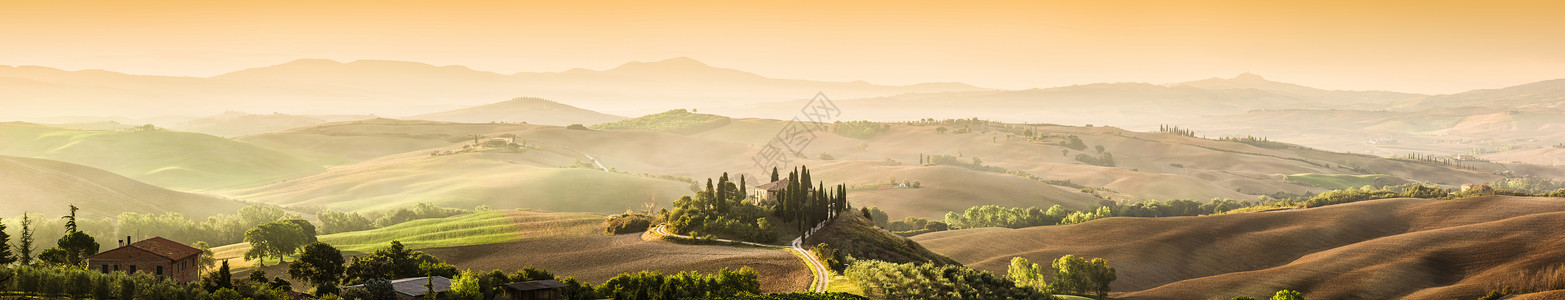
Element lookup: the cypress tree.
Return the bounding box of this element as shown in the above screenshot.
[739,175,747,202]
[770,167,779,182]
[218,260,234,288]
[18,213,34,265]
[716,173,730,213]
[705,178,715,210]
[0,217,14,265]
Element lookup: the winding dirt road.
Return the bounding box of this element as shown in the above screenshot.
[652,224,830,292]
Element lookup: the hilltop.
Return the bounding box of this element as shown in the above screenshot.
[0,122,324,191]
[0,155,248,218]
[1167,73,1424,110]
[408,97,627,126]
[913,196,1565,299]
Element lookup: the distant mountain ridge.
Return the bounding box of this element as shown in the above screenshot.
[0,57,990,120]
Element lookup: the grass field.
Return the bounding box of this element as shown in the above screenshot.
[227,151,696,214]
[320,209,605,252]
[213,209,606,268]
[1284,173,1399,189]
[824,273,862,295]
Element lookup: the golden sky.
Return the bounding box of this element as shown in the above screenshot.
[3,0,1563,93]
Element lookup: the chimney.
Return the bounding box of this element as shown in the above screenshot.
[119,240,124,247]
[127,236,132,244]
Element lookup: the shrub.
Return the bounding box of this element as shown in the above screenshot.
[1270,290,1305,300]
[834,121,885,139]
[603,212,657,234]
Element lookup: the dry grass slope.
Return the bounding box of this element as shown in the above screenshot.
[0,155,247,218]
[913,196,1565,300]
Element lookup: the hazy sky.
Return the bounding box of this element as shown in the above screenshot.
[3,0,1563,94]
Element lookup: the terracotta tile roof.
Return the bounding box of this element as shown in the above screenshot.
[126,237,202,261]
[755,179,789,191]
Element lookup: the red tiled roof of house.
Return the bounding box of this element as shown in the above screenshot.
[124,237,202,261]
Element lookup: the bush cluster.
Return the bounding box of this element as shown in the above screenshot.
[845,259,1052,300]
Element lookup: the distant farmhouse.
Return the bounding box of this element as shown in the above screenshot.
[500,280,567,300]
[87,236,203,282]
[754,178,790,201]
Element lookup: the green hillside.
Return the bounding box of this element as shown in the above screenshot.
[212,209,606,268]
[0,123,323,191]
[1285,173,1403,190]
[317,209,604,252]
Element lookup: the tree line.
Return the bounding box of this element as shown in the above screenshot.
[844,259,1054,300]
[1007,255,1116,299]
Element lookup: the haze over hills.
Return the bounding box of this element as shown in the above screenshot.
[0,155,248,218]
[407,97,627,125]
[709,73,1445,128]
[0,57,989,120]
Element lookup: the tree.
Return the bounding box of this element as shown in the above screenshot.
[38,247,70,266]
[194,241,217,272]
[449,271,483,300]
[1007,257,1047,291]
[42,206,99,268]
[1270,290,1304,300]
[244,221,309,266]
[18,213,35,265]
[290,242,347,295]
[213,259,234,289]
[281,219,319,244]
[344,241,451,285]
[1087,258,1116,298]
[0,217,15,265]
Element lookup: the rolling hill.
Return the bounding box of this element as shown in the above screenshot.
[0,122,324,191]
[220,115,1519,223]
[1406,78,1565,110]
[169,112,375,137]
[223,145,698,214]
[1166,73,1424,110]
[913,196,1565,300]
[0,155,248,218]
[407,97,627,126]
[236,118,536,166]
